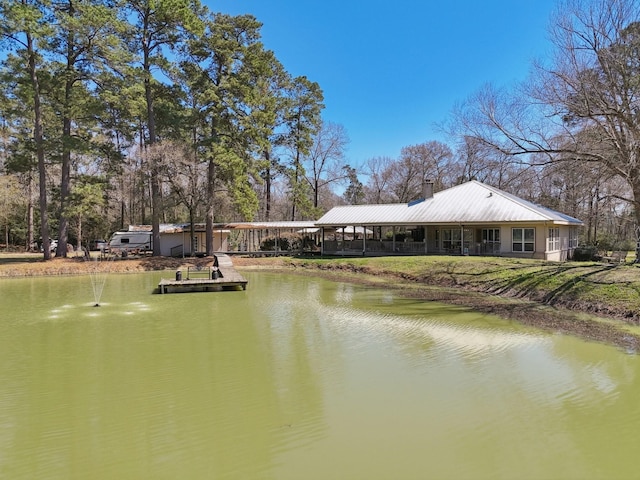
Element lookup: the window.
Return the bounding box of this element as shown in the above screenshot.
[482,228,500,243]
[547,227,560,251]
[569,227,578,248]
[512,228,534,252]
[441,228,472,253]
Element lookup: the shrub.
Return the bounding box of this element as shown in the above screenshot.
[260,232,303,251]
[615,239,636,252]
[573,246,599,261]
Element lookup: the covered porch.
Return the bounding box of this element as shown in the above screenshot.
[321,225,501,256]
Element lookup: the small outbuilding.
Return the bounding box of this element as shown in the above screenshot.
[109,224,229,257]
[158,223,229,257]
[315,180,583,261]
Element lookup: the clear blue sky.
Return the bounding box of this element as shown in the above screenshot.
[209,0,559,168]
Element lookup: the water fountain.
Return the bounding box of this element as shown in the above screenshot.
[89,254,111,306]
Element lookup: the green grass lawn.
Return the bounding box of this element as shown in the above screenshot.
[290,255,640,320]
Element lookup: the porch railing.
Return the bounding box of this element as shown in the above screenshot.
[322,240,503,256]
[323,240,427,254]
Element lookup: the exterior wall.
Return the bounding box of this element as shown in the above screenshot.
[500,225,577,261]
[535,226,547,258]
[159,232,228,257]
[213,231,229,252]
[545,251,564,261]
[426,227,437,253]
[498,225,546,260]
[159,233,188,257]
[500,224,547,260]
[542,225,576,262]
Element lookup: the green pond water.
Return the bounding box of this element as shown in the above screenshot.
[1,270,640,479]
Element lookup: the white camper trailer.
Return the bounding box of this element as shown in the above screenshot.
[108,230,152,255]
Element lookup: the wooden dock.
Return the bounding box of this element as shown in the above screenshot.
[158,254,247,294]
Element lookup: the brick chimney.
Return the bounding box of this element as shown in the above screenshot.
[423,179,434,199]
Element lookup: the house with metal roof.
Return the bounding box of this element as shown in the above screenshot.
[315,180,583,261]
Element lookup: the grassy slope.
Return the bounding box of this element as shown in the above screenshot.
[285,256,640,321]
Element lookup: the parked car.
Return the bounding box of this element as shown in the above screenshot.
[90,239,108,251]
[40,239,58,252]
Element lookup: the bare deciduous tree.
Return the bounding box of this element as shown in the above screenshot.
[454,0,640,235]
[363,156,394,204]
[303,120,350,209]
[383,141,454,202]
[148,140,207,254]
[453,135,523,188]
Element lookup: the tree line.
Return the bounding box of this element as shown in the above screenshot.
[1,0,639,257]
[0,0,333,257]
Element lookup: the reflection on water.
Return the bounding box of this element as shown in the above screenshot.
[1,271,640,479]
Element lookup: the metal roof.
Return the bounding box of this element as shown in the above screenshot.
[315,181,583,227]
[124,222,315,233]
[127,224,228,234]
[217,221,317,230]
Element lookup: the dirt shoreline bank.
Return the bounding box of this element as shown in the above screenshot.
[2,254,640,352]
[237,261,640,353]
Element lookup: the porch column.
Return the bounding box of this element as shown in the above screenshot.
[362,226,367,256]
[461,225,464,255]
[424,226,427,254]
[392,226,396,253]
